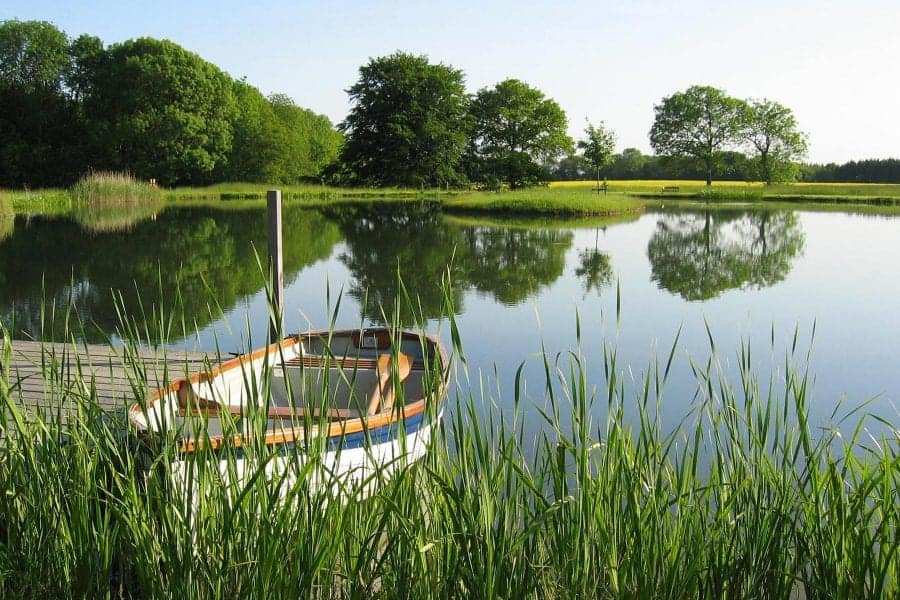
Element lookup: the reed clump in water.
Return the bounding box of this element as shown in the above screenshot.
[69,171,163,205]
[67,172,163,232]
[0,302,896,598]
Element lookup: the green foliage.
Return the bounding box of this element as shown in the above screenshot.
[64,34,103,102]
[446,187,641,216]
[222,81,283,183]
[649,85,747,186]
[576,245,613,295]
[467,78,573,188]
[268,93,343,183]
[802,158,900,183]
[742,99,808,184]
[0,21,342,188]
[577,121,616,176]
[222,84,345,185]
[555,147,762,182]
[85,38,237,186]
[0,19,69,92]
[551,152,591,180]
[0,20,87,187]
[339,52,469,187]
[0,310,896,597]
[67,171,163,233]
[696,186,764,202]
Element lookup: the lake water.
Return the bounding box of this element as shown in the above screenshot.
[2,202,897,435]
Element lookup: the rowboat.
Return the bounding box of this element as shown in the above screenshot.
[128,327,450,494]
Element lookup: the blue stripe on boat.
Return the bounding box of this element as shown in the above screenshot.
[324,411,426,451]
[197,411,428,459]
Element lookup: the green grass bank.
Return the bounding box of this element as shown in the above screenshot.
[4,179,900,219]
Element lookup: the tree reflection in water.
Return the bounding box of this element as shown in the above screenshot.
[0,205,341,341]
[575,228,613,296]
[647,210,804,301]
[325,202,573,324]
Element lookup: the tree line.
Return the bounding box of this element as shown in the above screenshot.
[800,159,900,183]
[0,19,342,187]
[2,20,897,189]
[551,150,900,184]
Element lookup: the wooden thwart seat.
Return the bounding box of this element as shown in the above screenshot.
[280,354,425,371]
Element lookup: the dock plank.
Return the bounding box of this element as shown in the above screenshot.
[3,339,213,417]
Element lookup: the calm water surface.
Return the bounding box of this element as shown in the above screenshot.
[2,203,897,434]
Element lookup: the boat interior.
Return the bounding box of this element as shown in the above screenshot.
[136,329,443,443]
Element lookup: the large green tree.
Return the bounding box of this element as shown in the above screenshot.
[649,85,746,186]
[65,33,104,102]
[0,20,86,186]
[0,19,69,92]
[223,85,343,184]
[85,38,236,186]
[339,52,469,187]
[223,80,282,182]
[467,79,573,188]
[742,99,807,184]
[269,93,342,182]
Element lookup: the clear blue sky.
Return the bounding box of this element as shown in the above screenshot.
[3,0,898,163]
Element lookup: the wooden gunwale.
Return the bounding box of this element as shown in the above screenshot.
[177,398,429,453]
[144,335,302,403]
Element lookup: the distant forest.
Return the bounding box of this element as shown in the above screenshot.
[550,151,900,184]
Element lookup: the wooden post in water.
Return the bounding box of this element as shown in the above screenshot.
[267,190,284,341]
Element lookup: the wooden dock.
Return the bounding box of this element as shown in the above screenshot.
[2,339,211,420]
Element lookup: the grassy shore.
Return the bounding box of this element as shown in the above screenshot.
[553,179,900,207]
[1,300,897,597]
[166,182,441,203]
[4,180,900,219]
[553,179,900,197]
[444,186,641,216]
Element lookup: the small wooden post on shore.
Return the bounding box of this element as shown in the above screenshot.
[267,189,284,341]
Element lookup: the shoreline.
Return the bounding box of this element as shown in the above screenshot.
[5,180,900,218]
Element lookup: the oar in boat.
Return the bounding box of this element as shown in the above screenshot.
[367,352,412,414]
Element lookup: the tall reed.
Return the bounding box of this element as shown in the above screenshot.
[0,289,896,598]
[69,171,162,205]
